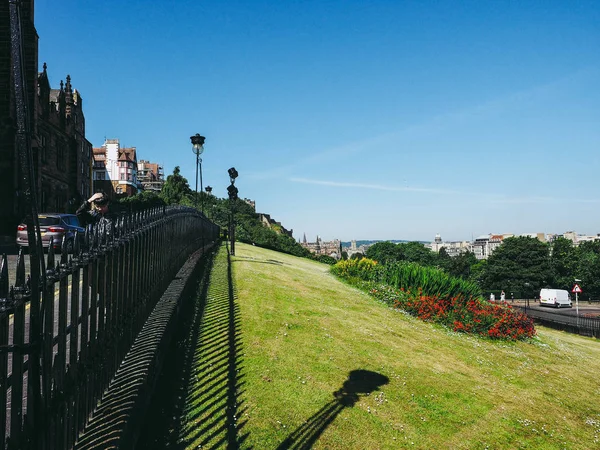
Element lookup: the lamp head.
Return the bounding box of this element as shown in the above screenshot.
[190,134,205,155]
[228,167,238,181]
[227,184,239,200]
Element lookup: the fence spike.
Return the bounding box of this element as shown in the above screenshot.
[84,224,91,251]
[15,246,26,287]
[73,231,81,256]
[0,254,9,298]
[47,238,56,272]
[93,222,99,249]
[60,237,69,265]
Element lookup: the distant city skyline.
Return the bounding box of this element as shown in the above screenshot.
[35,1,600,241]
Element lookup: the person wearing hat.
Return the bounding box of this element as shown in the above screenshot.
[76,191,112,230]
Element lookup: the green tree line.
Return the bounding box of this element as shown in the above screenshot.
[116,167,310,258]
[364,237,600,300]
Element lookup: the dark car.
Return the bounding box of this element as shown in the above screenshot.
[16,213,85,253]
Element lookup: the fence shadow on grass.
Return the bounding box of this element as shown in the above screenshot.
[276,370,389,450]
[138,245,247,449]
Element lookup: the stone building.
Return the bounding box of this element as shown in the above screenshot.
[137,159,164,192]
[258,213,293,238]
[428,234,471,257]
[92,139,138,199]
[301,234,343,259]
[36,68,93,212]
[0,1,38,232]
[0,1,92,234]
[346,240,371,258]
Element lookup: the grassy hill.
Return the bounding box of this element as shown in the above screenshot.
[232,243,600,449]
[146,243,600,449]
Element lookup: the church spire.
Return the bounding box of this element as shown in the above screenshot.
[64,74,74,117]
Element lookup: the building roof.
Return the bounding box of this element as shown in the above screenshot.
[118,147,137,162]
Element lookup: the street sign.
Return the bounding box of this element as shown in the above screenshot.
[572,284,582,293]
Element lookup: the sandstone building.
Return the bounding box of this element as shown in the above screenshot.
[301,234,343,259]
[137,160,164,192]
[0,1,92,233]
[92,139,139,199]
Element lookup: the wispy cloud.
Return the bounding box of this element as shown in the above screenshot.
[249,67,598,182]
[290,177,600,205]
[290,177,462,195]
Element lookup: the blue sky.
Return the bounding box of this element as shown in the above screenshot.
[36,0,600,242]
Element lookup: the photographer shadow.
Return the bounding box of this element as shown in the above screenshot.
[277,369,389,450]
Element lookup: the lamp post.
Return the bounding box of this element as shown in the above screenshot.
[190,133,205,212]
[524,282,531,311]
[227,167,238,255]
[574,278,581,328]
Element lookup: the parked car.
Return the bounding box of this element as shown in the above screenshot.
[16,213,84,253]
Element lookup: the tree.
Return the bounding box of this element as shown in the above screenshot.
[481,236,551,298]
[160,166,192,205]
[436,247,451,271]
[574,241,600,301]
[398,241,437,266]
[550,237,578,291]
[365,242,401,265]
[447,251,478,280]
[116,190,166,213]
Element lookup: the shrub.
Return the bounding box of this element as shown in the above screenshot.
[331,258,536,341]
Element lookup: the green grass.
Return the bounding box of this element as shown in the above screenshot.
[179,243,600,449]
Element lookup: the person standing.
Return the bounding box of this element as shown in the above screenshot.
[76,191,113,235]
[501,290,506,302]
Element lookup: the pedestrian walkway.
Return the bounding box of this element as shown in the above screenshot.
[139,243,247,449]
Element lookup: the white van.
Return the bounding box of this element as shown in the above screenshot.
[539,288,572,308]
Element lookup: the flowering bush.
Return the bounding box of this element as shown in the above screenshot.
[332,259,536,341]
[330,258,382,281]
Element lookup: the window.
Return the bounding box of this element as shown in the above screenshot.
[40,135,47,162]
[56,142,65,169]
[41,189,47,212]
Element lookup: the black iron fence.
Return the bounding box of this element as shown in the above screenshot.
[513,304,600,339]
[0,206,219,450]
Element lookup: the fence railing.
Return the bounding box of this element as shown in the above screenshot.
[512,304,600,338]
[0,206,219,450]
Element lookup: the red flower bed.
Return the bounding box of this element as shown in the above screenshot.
[368,285,535,341]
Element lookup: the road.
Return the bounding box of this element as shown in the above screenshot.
[509,299,600,318]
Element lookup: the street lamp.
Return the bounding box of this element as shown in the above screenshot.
[190,133,206,212]
[228,167,239,255]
